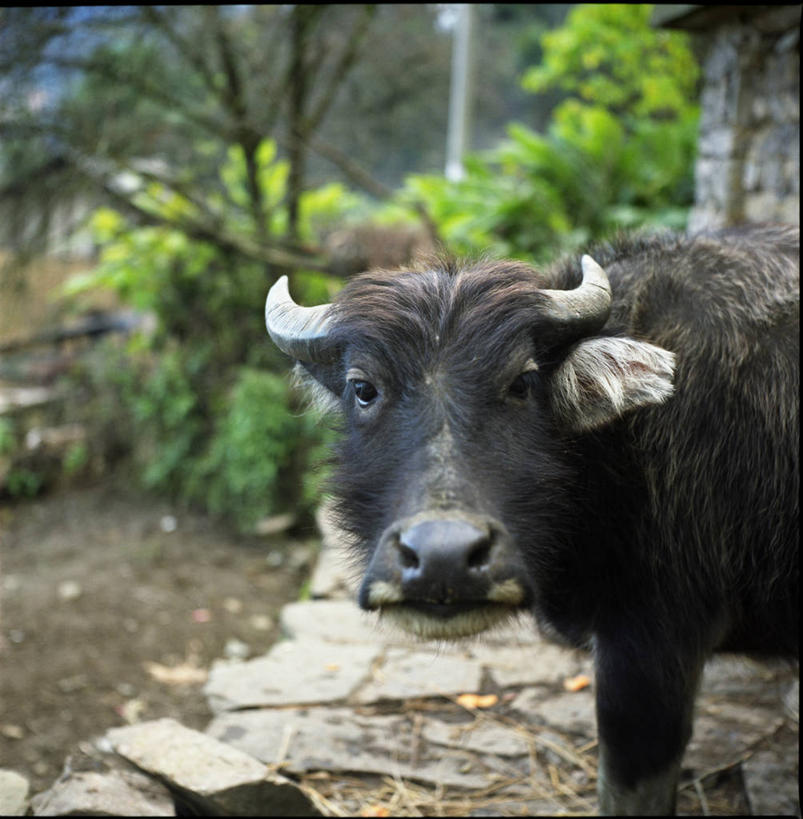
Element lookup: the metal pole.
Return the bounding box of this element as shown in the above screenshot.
[445,4,474,182]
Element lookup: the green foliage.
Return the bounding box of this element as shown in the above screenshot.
[0,418,16,455]
[187,368,333,531]
[67,138,358,529]
[5,468,43,498]
[391,3,699,262]
[522,4,698,119]
[62,442,89,476]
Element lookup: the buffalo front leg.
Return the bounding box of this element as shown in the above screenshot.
[593,633,703,816]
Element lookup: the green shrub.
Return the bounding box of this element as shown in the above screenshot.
[65,137,357,527]
[0,418,16,456]
[390,3,699,262]
[187,368,333,531]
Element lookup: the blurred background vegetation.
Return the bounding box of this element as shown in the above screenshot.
[0,4,700,531]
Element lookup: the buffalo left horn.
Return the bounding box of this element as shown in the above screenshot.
[265,275,336,363]
[538,254,612,336]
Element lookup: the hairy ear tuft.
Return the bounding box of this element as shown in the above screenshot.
[551,337,675,432]
[292,363,342,415]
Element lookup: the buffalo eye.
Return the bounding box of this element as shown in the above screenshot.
[351,379,379,407]
[508,373,531,400]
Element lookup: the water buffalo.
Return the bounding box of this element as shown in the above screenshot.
[265,224,799,815]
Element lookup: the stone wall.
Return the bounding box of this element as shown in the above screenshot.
[687,5,800,232]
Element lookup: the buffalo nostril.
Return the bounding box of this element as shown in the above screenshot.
[467,539,492,569]
[397,518,493,577]
[398,542,420,569]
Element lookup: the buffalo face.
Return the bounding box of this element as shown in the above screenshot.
[266,256,674,640]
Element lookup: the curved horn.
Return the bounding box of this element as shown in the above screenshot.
[539,254,612,336]
[265,275,335,362]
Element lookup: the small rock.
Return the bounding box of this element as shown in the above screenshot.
[2,575,21,593]
[265,550,285,568]
[0,725,24,740]
[0,769,29,816]
[57,580,82,601]
[159,515,178,533]
[254,513,296,536]
[223,597,243,614]
[107,718,319,815]
[57,674,89,693]
[117,698,147,724]
[224,638,250,660]
[248,614,274,631]
[287,544,314,571]
[30,769,174,817]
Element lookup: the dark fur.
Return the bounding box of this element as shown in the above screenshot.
[303,224,799,811]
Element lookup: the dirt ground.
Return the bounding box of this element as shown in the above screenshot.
[0,475,311,796]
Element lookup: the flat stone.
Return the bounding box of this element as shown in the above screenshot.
[0,770,29,816]
[30,769,174,817]
[204,639,381,712]
[742,746,800,816]
[683,702,785,773]
[308,545,356,600]
[280,599,416,646]
[312,504,359,597]
[107,718,318,816]
[462,614,543,646]
[510,689,596,736]
[421,716,532,757]
[0,386,58,415]
[783,677,798,722]
[467,643,591,688]
[207,707,491,789]
[700,655,793,704]
[355,647,483,703]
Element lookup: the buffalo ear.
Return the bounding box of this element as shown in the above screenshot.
[293,361,343,414]
[550,337,675,433]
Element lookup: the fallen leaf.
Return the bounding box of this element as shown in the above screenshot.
[1,724,24,740]
[223,597,243,614]
[563,673,591,692]
[456,693,499,709]
[143,661,208,685]
[116,698,147,724]
[249,614,274,631]
[360,805,390,817]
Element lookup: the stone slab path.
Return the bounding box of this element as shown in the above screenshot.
[10,510,800,815]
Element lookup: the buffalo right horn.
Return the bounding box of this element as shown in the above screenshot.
[539,254,612,336]
[265,275,336,363]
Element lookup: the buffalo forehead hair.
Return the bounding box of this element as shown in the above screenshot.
[327,255,553,377]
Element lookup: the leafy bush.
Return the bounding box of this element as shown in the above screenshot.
[67,138,359,529]
[186,368,333,530]
[392,3,699,262]
[0,417,16,456]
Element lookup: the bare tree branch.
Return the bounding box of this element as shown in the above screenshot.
[40,54,225,138]
[305,5,377,135]
[300,133,443,248]
[138,6,221,99]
